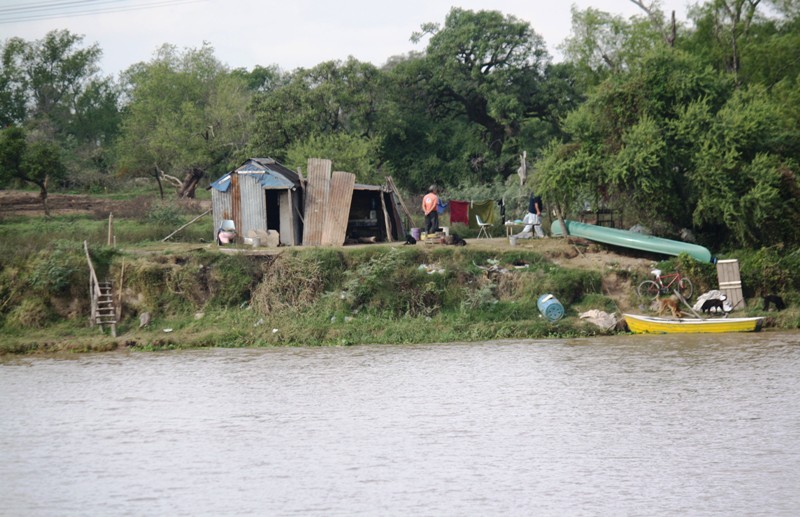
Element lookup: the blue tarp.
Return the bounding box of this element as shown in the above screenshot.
[241,158,300,186]
[209,174,231,192]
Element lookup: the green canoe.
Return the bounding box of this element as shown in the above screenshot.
[550,220,714,263]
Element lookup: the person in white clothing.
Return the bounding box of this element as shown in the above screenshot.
[514,194,545,239]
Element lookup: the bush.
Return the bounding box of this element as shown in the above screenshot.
[6,298,52,329]
[341,247,444,317]
[28,241,87,297]
[252,255,325,314]
[737,245,800,296]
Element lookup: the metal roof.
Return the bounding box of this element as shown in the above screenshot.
[209,158,300,192]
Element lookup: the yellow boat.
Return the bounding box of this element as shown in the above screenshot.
[624,313,764,334]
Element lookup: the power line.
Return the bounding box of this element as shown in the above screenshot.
[0,0,206,24]
[0,0,126,14]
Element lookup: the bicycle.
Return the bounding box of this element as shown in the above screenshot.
[637,269,694,300]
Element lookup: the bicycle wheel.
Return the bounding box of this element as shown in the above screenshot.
[677,277,693,299]
[637,280,661,299]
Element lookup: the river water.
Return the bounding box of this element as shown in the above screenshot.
[2,332,799,516]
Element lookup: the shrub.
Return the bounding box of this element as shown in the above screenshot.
[6,298,52,329]
[340,247,444,317]
[252,254,325,314]
[28,241,87,297]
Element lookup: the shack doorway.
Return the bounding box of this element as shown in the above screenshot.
[266,190,280,232]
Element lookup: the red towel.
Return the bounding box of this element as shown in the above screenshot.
[449,200,469,225]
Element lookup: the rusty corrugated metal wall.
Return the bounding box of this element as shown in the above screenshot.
[321,171,356,246]
[302,159,331,245]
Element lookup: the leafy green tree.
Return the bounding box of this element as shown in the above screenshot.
[230,64,287,93]
[0,30,119,189]
[285,133,381,183]
[537,42,800,249]
[0,38,27,127]
[680,0,796,85]
[407,8,550,177]
[676,84,800,246]
[379,52,488,190]
[115,43,251,197]
[248,58,384,161]
[560,5,671,87]
[0,126,66,216]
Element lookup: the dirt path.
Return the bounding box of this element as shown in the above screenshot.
[0,190,210,218]
[0,190,122,216]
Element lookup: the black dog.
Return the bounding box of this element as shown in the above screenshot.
[404,234,417,245]
[700,298,725,314]
[444,233,467,246]
[763,295,786,311]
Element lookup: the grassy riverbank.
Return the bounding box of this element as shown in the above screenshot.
[2,193,800,355]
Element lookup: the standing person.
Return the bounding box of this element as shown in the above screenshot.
[422,185,440,235]
[528,193,545,238]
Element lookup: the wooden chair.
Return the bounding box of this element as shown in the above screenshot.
[475,215,492,238]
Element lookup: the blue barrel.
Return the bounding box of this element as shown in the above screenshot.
[537,294,564,321]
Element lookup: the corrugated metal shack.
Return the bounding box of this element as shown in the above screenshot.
[209,158,303,246]
[209,157,405,247]
[302,158,405,246]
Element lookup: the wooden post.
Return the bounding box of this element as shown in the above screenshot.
[386,176,415,229]
[379,190,393,242]
[107,212,114,246]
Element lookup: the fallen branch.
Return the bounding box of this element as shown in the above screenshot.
[161,209,211,242]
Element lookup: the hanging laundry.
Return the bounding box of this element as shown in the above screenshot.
[449,200,470,225]
[469,200,496,229]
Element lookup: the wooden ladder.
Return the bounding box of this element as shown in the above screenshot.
[95,279,117,337]
[84,241,117,337]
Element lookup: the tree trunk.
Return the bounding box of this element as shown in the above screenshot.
[177,168,205,199]
[153,167,164,200]
[555,201,570,237]
[37,176,50,217]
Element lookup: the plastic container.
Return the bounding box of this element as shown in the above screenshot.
[537,294,564,322]
[509,236,517,246]
[411,228,421,241]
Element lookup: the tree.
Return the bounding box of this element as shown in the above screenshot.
[285,133,381,183]
[560,5,672,87]
[248,58,384,161]
[408,8,550,177]
[0,126,66,216]
[0,30,119,189]
[537,43,800,249]
[676,84,800,246]
[115,43,251,198]
[0,38,27,127]
[684,0,763,83]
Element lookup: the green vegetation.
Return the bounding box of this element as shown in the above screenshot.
[2,1,799,250]
[3,1,800,352]
[2,225,798,355]
[0,229,622,354]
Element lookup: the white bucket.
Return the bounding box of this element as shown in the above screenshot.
[509,236,517,246]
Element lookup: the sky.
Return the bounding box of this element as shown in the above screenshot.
[0,0,692,77]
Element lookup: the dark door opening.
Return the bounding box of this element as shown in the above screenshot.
[266,190,280,231]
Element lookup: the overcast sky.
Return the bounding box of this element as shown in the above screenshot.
[1,0,692,77]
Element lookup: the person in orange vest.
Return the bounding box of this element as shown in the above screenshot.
[422,185,440,234]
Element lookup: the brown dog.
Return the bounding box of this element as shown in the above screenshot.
[657,295,683,318]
